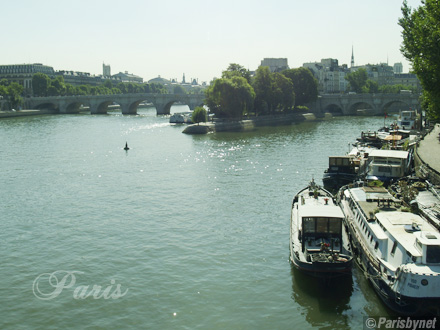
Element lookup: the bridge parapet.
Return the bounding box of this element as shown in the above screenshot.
[310,93,420,115]
[25,93,205,115]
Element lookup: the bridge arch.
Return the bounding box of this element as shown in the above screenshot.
[382,100,411,114]
[124,97,156,115]
[153,94,192,115]
[34,102,58,111]
[65,101,85,113]
[347,101,375,115]
[323,103,343,115]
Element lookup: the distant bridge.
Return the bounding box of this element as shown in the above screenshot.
[24,93,205,115]
[310,93,420,115]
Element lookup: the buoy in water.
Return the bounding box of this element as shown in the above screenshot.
[124,142,130,150]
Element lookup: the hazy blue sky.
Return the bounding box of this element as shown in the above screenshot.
[2,0,422,84]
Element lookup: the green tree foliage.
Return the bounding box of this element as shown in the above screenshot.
[32,72,51,96]
[51,76,66,95]
[191,106,207,124]
[222,63,251,83]
[364,80,379,93]
[0,80,24,109]
[173,85,186,94]
[282,68,318,106]
[399,0,440,121]
[205,76,255,118]
[252,66,274,114]
[345,68,368,93]
[272,72,295,111]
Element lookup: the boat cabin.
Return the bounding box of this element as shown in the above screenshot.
[365,149,410,182]
[327,156,356,174]
[414,231,440,264]
[299,205,344,255]
[398,110,417,130]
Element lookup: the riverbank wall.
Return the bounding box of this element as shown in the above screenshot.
[182,112,330,134]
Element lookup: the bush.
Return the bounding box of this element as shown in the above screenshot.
[192,107,207,124]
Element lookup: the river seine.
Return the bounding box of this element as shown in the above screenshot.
[0,106,391,329]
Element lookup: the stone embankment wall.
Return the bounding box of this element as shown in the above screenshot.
[183,112,323,134]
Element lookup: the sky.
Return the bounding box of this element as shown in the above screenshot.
[2,0,422,84]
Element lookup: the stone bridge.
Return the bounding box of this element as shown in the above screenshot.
[24,93,205,115]
[310,93,420,115]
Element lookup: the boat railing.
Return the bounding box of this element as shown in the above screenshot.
[344,202,382,272]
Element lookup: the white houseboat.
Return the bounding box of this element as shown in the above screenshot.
[290,179,353,278]
[339,185,440,315]
[397,110,417,130]
[361,149,412,184]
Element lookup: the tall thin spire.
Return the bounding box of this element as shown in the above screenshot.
[351,45,355,68]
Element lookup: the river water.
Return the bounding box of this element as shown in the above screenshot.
[0,106,391,329]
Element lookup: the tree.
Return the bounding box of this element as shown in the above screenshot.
[252,66,274,114]
[192,106,207,124]
[222,63,251,83]
[173,85,186,94]
[282,68,318,106]
[345,68,368,93]
[32,73,51,96]
[399,0,440,121]
[363,80,379,94]
[205,76,255,118]
[6,82,24,109]
[272,72,295,111]
[51,76,66,95]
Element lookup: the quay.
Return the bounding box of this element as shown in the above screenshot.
[415,123,440,185]
[182,112,327,134]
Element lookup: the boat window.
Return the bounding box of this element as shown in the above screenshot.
[316,218,328,234]
[426,245,440,263]
[303,218,315,233]
[302,217,342,236]
[378,167,392,173]
[374,241,379,250]
[328,219,342,235]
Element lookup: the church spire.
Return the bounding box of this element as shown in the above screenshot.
[351,46,355,68]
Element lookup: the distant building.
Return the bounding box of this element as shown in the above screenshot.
[56,70,121,87]
[303,58,349,93]
[148,76,171,85]
[260,58,289,72]
[103,63,111,77]
[393,62,403,74]
[0,63,55,94]
[112,71,143,83]
[354,63,395,86]
[393,73,421,92]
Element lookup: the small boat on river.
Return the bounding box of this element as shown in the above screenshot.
[290,179,353,278]
[338,185,440,315]
[170,112,193,124]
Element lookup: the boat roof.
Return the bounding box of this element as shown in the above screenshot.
[375,211,438,257]
[368,149,409,159]
[299,196,344,219]
[384,135,402,141]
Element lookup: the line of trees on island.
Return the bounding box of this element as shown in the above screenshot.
[203,64,319,119]
[202,64,417,120]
